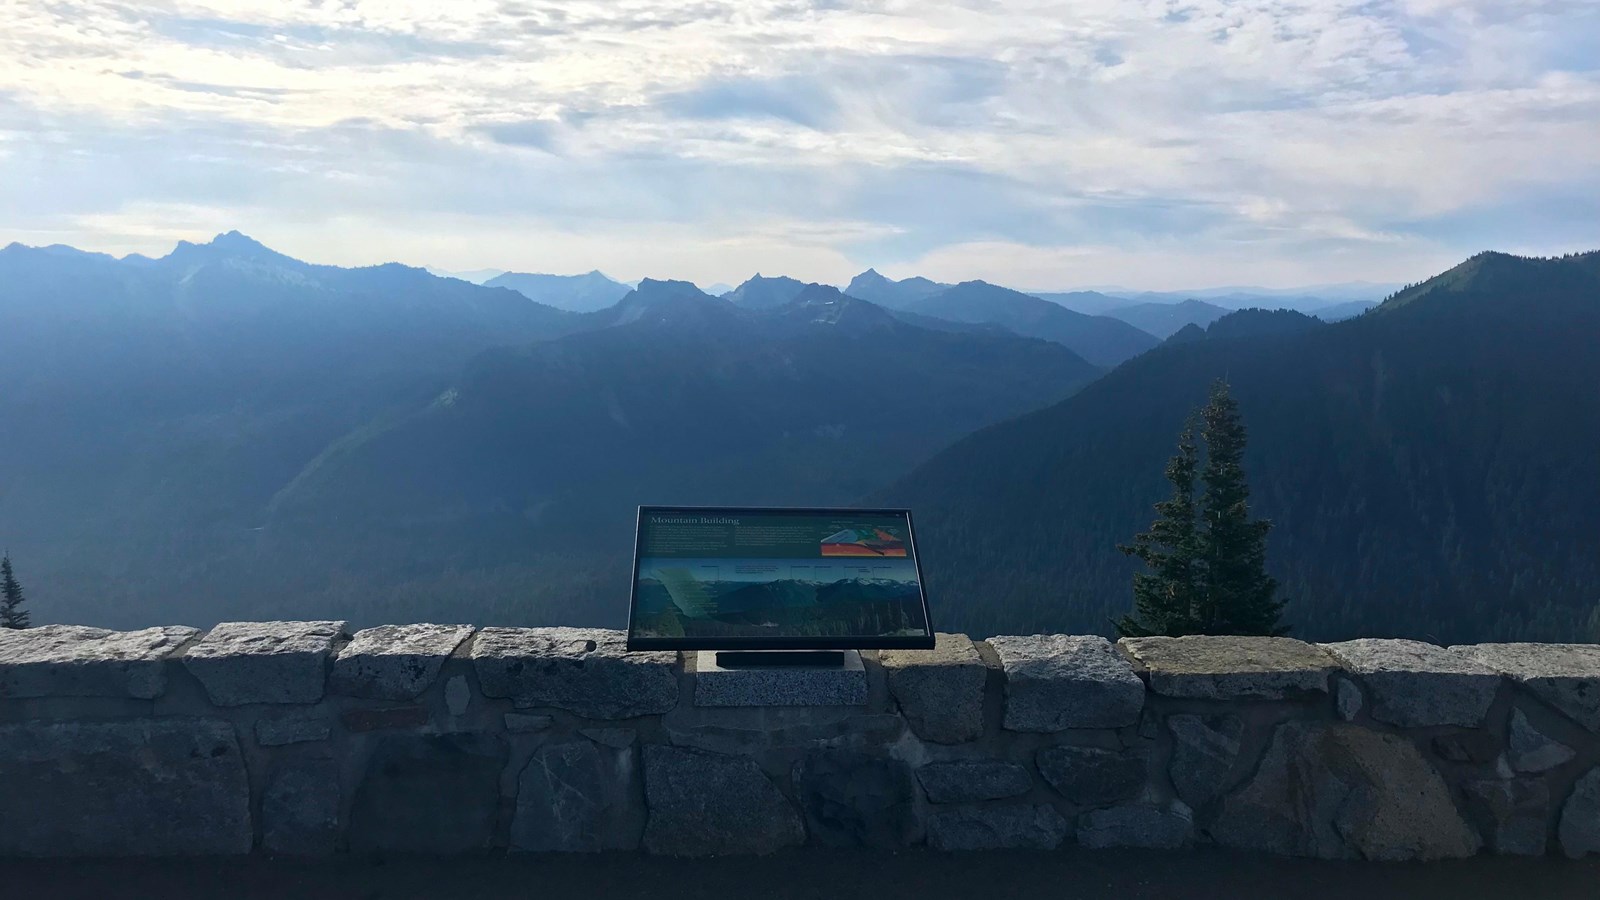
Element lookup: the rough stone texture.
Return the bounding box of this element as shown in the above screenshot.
[1559,766,1600,858]
[694,651,866,707]
[579,727,636,749]
[879,633,987,743]
[182,621,345,706]
[349,733,507,853]
[473,627,677,719]
[663,711,905,756]
[511,740,638,852]
[1432,731,1500,764]
[341,706,429,732]
[1453,643,1600,733]
[916,761,1033,804]
[1167,714,1244,809]
[1510,708,1576,774]
[1462,778,1549,856]
[262,759,341,856]
[505,713,554,733]
[793,749,918,848]
[1322,639,1500,727]
[1078,805,1193,850]
[1037,745,1147,806]
[0,624,199,699]
[1336,679,1363,720]
[642,746,804,856]
[0,719,250,856]
[1212,721,1480,860]
[925,804,1068,851]
[331,624,472,700]
[445,675,471,716]
[1121,635,1334,699]
[255,714,331,747]
[989,635,1143,731]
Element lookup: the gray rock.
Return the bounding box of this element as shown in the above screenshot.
[1510,708,1575,774]
[988,635,1143,732]
[1431,731,1500,763]
[262,759,341,856]
[255,714,331,747]
[0,624,199,699]
[693,650,865,707]
[1167,714,1244,809]
[1120,635,1334,699]
[1336,679,1363,720]
[1212,721,1480,860]
[580,727,636,749]
[473,627,677,719]
[1453,643,1600,732]
[1560,766,1600,858]
[916,760,1033,803]
[642,746,804,856]
[504,713,554,733]
[331,624,472,700]
[349,732,507,853]
[879,633,988,743]
[925,804,1068,851]
[1037,745,1147,806]
[0,719,250,856]
[663,711,905,756]
[445,674,471,716]
[1078,804,1193,849]
[511,740,639,852]
[793,749,918,848]
[1322,638,1500,727]
[182,621,345,706]
[1462,778,1549,856]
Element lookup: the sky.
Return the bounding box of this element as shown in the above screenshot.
[2,0,1598,290]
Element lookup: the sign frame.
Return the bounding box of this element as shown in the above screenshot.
[625,505,936,651]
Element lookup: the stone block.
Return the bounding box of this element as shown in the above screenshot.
[641,746,804,856]
[916,760,1032,803]
[1167,714,1244,809]
[341,706,429,732]
[1462,778,1549,856]
[262,759,341,856]
[793,749,918,848]
[182,621,345,706]
[349,732,506,853]
[330,624,473,700]
[1336,679,1363,720]
[511,740,640,852]
[255,714,331,747]
[693,650,865,707]
[989,634,1143,732]
[0,624,199,699]
[579,727,635,749]
[1509,708,1574,774]
[445,675,471,716]
[1037,745,1147,806]
[1212,721,1479,860]
[1454,643,1600,732]
[879,633,987,743]
[1120,635,1334,699]
[1431,731,1499,763]
[1077,804,1193,849]
[505,713,554,733]
[1321,638,1500,727]
[473,627,677,719]
[0,719,250,856]
[1560,766,1600,858]
[925,804,1068,851]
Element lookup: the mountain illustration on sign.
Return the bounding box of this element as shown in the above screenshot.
[820,527,907,557]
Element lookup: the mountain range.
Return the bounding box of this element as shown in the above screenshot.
[483,269,633,312]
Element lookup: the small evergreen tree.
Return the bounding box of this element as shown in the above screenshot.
[1116,418,1203,637]
[0,554,29,629]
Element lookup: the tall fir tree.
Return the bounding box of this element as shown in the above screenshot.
[1116,418,1203,637]
[0,554,29,629]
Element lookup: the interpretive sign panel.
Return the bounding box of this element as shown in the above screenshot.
[627,506,935,650]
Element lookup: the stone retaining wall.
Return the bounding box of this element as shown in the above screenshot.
[2,623,1598,859]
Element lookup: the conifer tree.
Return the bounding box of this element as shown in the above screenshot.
[0,554,29,629]
[1116,418,1203,637]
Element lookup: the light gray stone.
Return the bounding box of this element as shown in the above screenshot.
[925,804,1068,851]
[989,634,1143,732]
[473,627,677,719]
[793,749,918,848]
[0,624,199,699]
[580,727,636,749]
[512,740,640,852]
[349,732,507,853]
[1322,638,1500,727]
[1462,778,1549,856]
[693,650,865,707]
[445,674,471,716]
[254,714,331,747]
[1453,643,1600,732]
[1120,635,1334,699]
[916,760,1033,803]
[879,633,987,743]
[0,719,251,856]
[504,713,554,733]
[1510,708,1574,774]
[182,621,345,706]
[1561,768,1600,858]
[1167,714,1244,809]
[1078,804,1193,849]
[1212,721,1480,860]
[331,624,472,700]
[263,759,341,856]
[1336,679,1363,720]
[642,746,804,856]
[1037,745,1147,806]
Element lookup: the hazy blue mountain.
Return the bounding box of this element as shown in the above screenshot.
[1101,299,1231,338]
[425,266,506,284]
[873,251,1600,645]
[1311,300,1379,321]
[907,281,1159,367]
[1026,290,1131,315]
[724,274,811,309]
[704,282,735,296]
[483,269,633,312]
[843,269,950,309]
